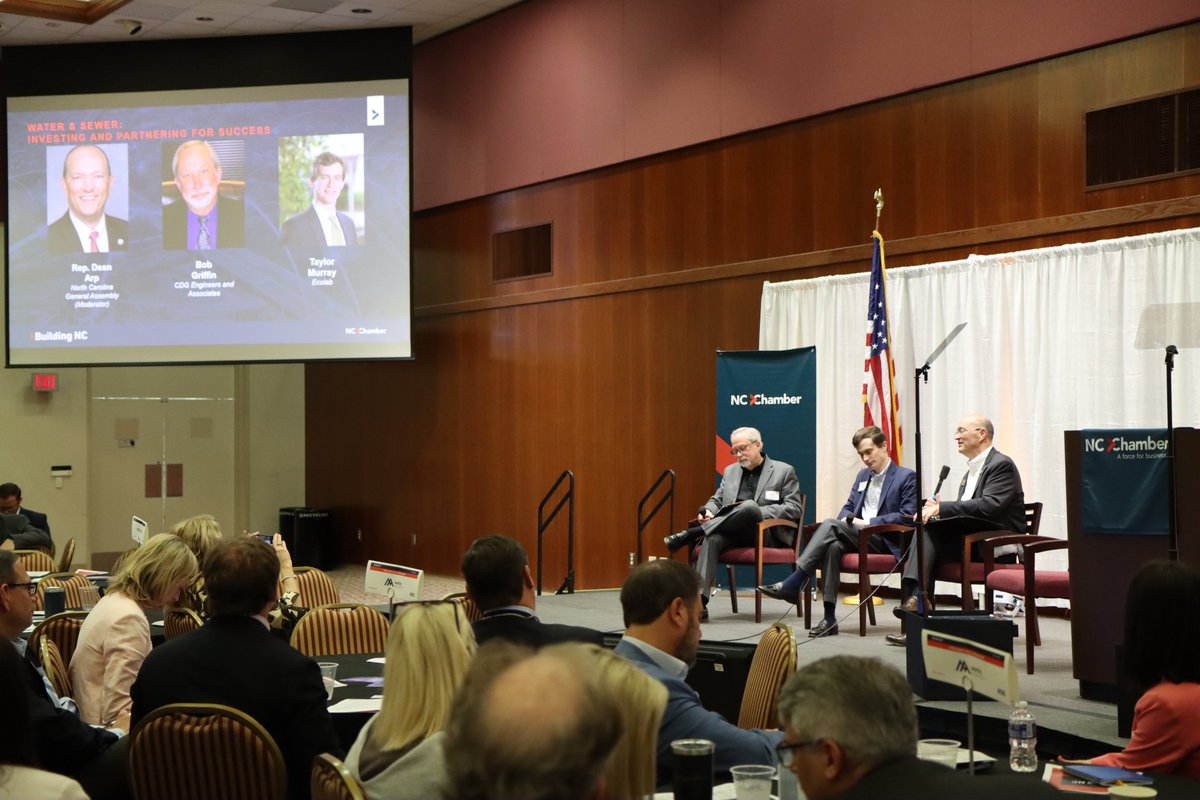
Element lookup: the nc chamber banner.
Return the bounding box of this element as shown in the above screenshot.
[1080,428,1169,535]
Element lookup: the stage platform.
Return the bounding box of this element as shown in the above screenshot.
[534,586,1125,759]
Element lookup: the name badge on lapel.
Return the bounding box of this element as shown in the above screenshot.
[764,490,780,502]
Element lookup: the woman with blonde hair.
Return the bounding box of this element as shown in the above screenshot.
[548,643,667,799]
[345,601,476,799]
[70,533,197,731]
[170,514,302,627]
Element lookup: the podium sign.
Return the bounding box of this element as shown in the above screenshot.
[1080,429,1169,534]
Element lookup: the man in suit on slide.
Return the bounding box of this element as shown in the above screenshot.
[758,425,916,636]
[280,151,358,248]
[162,140,244,250]
[664,426,804,620]
[46,144,128,254]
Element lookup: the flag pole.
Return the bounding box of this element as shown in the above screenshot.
[874,188,884,230]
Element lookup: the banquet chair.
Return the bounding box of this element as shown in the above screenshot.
[711,496,807,623]
[35,573,92,612]
[290,604,389,658]
[803,523,913,636]
[981,534,1069,674]
[440,591,484,623]
[40,637,73,699]
[163,605,205,640]
[129,703,286,800]
[56,538,76,573]
[935,501,1042,610]
[312,753,367,800]
[294,566,341,608]
[737,623,797,730]
[14,549,54,573]
[27,611,88,668]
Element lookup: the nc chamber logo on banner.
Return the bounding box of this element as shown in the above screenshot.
[1081,428,1169,534]
[715,347,815,522]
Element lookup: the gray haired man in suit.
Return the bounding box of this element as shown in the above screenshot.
[665,426,804,619]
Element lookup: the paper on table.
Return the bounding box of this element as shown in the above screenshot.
[328,698,383,714]
[367,657,386,664]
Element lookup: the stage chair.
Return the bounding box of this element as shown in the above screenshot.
[27,610,88,669]
[56,538,76,573]
[440,591,484,623]
[712,496,806,623]
[981,533,1069,674]
[736,623,797,729]
[14,549,54,573]
[290,604,389,658]
[935,501,1042,610]
[312,753,367,800]
[163,605,205,641]
[36,572,92,611]
[129,703,286,800]
[294,566,341,608]
[804,523,913,636]
[40,637,73,699]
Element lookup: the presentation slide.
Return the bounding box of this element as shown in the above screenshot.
[6,78,411,365]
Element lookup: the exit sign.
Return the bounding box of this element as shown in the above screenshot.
[32,373,57,392]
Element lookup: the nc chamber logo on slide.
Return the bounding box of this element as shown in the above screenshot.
[729,392,804,406]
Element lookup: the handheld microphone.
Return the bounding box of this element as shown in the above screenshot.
[932,465,950,498]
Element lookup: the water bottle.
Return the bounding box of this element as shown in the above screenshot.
[1008,700,1038,772]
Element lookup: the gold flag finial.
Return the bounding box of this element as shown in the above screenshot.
[874,188,884,231]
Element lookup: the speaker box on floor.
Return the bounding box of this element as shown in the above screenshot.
[904,611,1017,701]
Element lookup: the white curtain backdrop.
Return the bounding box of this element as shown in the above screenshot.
[760,228,1200,571]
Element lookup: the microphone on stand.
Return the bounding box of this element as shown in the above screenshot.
[932,465,950,499]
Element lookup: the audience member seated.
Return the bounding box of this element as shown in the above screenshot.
[1084,559,1200,779]
[615,558,782,786]
[551,642,667,799]
[0,551,127,799]
[171,515,303,629]
[443,640,621,800]
[0,513,52,553]
[70,533,196,732]
[776,654,1060,799]
[345,601,476,799]
[0,642,90,799]
[0,482,52,538]
[461,534,603,647]
[131,537,342,800]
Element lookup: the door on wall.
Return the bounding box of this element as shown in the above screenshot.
[87,367,235,563]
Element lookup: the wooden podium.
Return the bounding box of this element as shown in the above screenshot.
[1066,428,1200,702]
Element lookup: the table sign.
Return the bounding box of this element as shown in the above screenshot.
[364,559,422,601]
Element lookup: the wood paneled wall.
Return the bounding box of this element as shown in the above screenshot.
[307,25,1200,589]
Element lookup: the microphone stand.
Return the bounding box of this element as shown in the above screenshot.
[911,323,967,615]
[1165,345,1179,561]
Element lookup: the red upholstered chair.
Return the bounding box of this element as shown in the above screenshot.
[803,523,913,636]
[935,502,1042,610]
[980,534,1069,674]
[714,495,806,624]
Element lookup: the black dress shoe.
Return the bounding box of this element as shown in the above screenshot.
[756,582,800,604]
[700,607,709,622]
[664,528,701,553]
[809,618,839,637]
[892,595,921,619]
[885,633,908,647]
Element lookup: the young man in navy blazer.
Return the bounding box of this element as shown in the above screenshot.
[759,426,916,636]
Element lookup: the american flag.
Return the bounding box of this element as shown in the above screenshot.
[862,231,902,463]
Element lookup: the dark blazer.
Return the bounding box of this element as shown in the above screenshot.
[162,195,245,250]
[838,755,1062,800]
[472,608,604,648]
[2,513,52,552]
[130,615,343,800]
[18,645,118,778]
[702,455,804,522]
[614,637,781,787]
[280,204,358,247]
[17,507,50,537]
[47,211,128,254]
[938,448,1026,533]
[838,462,917,525]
